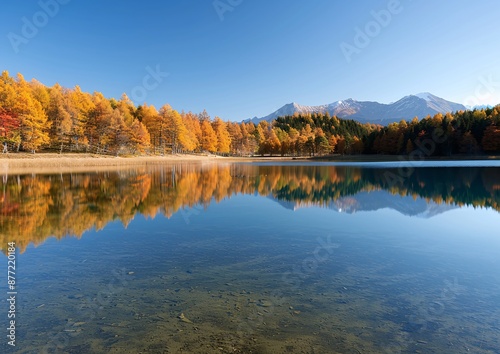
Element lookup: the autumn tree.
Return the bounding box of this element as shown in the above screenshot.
[182,111,201,152]
[4,70,499,158]
[116,94,136,126]
[212,117,231,153]
[351,136,364,154]
[159,104,192,153]
[242,122,258,155]
[226,121,242,154]
[87,92,114,149]
[274,127,291,156]
[13,74,50,152]
[261,127,280,156]
[329,135,339,153]
[140,104,160,151]
[30,80,50,112]
[69,85,94,148]
[459,131,480,154]
[0,108,19,142]
[0,72,21,143]
[482,125,500,152]
[106,109,131,151]
[129,120,151,153]
[47,83,72,145]
[200,119,217,152]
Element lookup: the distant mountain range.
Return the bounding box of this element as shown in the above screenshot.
[245,92,467,126]
[466,104,494,110]
[268,190,458,218]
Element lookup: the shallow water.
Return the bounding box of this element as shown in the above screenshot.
[1,161,499,353]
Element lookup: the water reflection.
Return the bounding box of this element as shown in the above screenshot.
[1,163,499,252]
[1,162,500,353]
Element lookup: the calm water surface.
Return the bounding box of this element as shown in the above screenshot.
[1,161,499,353]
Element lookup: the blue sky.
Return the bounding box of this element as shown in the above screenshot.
[1,0,500,121]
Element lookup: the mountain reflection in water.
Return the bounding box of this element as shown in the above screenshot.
[1,163,498,253]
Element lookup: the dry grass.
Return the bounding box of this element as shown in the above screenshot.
[0,153,240,174]
[0,153,310,174]
[2,152,497,175]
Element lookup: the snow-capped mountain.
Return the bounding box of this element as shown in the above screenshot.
[268,190,459,218]
[465,104,494,110]
[246,93,466,126]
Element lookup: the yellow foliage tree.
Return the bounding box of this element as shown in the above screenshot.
[14,74,50,152]
[129,120,151,153]
[182,112,201,151]
[159,104,193,153]
[200,119,217,152]
[212,117,231,153]
[140,104,160,151]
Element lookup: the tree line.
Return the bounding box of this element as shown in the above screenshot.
[1,71,499,155]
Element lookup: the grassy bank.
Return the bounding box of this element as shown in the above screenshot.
[0,153,301,174]
[1,152,499,174]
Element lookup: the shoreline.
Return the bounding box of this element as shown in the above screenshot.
[1,153,499,174]
[0,153,302,174]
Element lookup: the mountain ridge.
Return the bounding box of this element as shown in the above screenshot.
[246,93,467,126]
[267,190,459,219]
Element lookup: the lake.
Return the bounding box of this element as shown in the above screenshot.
[1,161,499,353]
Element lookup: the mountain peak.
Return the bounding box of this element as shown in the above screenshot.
[414,92,434,101]
[244,93,466,126]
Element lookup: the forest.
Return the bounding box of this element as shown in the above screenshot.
[1,71,499,156]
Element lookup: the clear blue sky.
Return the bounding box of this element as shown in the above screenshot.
[1,0,500,121]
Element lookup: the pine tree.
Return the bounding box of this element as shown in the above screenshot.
[405,139,414,155]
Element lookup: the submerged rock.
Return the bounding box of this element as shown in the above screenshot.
[177,313,193,324]
[257,299,273,308]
